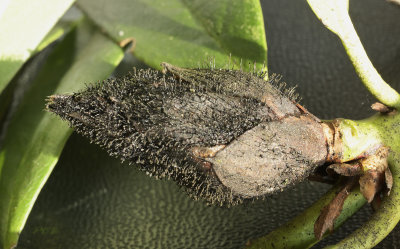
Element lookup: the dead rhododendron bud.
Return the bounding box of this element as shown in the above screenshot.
[46,63,328,206]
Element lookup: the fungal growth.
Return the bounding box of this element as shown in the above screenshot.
[46,63,327,206]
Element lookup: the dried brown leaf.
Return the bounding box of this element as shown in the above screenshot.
[314,178,357,239]
[359,146,389,172]
[385,167,393,195]
[371,194,382,211]
[371,102,391,113]
[327,162,362,176]
[359,170,385,203]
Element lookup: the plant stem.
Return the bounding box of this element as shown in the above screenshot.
[322,114,400,248]
[307,0,400,109]
[324,154,400,249]
[249,111,400,248]
[339,31,400,109]
[246,185,366,249]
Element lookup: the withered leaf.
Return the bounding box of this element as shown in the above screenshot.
[371,102,391,113]
[359,170,385,203]
[314,178,357,239]
[327,162,362,176]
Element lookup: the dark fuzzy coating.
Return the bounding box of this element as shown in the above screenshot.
[47,67,300,206]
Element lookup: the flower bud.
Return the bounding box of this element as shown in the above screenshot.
[47,64,327,206]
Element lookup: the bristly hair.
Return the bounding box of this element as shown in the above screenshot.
[46,63,303,206]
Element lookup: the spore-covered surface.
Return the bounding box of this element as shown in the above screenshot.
[17,0,400,248]
[47,65,325,205]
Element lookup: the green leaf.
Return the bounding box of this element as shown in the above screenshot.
[0,24,124,249]
[0,0,75,94]
[0,16,80,127]
[0,81,15,127]
[181,0,267,66]
[77,0,267,70]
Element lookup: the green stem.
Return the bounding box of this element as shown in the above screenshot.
[322,114,400,248]
[338,114,400,161]
[323,154,400,249]
[339,30,400,109]
[248,112,400,248]
[306,0,400,109]
[246,185,366,249]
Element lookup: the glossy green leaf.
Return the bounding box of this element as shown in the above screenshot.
[0,16,80,126]
[35,17,81,53]
[180,0,267,67]
[0,25,124,249]
[0,81,15,127]
[77,0,267,70]
[0,0,75,94]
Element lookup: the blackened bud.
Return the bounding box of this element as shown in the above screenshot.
[46,63,327,206]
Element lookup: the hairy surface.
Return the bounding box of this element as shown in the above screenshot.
[47,65,325,206]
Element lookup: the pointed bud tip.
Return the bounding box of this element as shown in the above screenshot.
[161,62,173,74]
[45,94,71,112]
